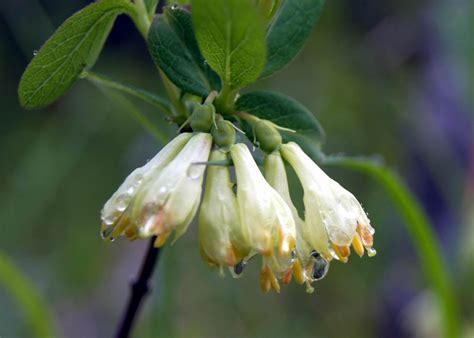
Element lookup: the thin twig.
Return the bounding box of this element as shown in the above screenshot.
[115,237,161,338]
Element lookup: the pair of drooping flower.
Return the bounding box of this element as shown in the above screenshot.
[101,103,375,293]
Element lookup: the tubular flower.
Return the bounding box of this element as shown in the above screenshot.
[264,151,329,293]
[198,150,249,271]
[101,132,212,247]
[280,142,375,262]
[230,144,296,293]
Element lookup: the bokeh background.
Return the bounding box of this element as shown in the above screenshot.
[1,0,473,337]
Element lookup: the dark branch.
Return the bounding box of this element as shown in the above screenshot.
[115,237,161,338]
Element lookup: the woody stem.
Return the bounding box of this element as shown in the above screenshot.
[115,237,161,338]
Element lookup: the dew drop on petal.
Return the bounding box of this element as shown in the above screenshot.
[311,253,329,281]
[116,194,132,212]
[230,260,247,279]
[101,226,114,240]
[186,164,202,180]
[367,247,377,257]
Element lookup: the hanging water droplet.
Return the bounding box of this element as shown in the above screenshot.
[109,236,116,242]
[115,194,131,212]
[101,226,114,240]
[186,164,202,180]
[230,260,247,278]
[311,254,329,281]
[171,3,178,10]
[33,50,38,56]
[367,247,377,257]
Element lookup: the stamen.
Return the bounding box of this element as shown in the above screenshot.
[260,267,271,293]
[293,258,305,284]
[332,245,349,263]
[110,213,132,239]
[268,268,280,293]
[125,226,137,240]
[154,232,171,248]
[357,223,373,247]
[352,234,365,257]
[282,269,293,285]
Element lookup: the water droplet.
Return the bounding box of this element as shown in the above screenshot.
[33,50,38,56]
[311,255,329,281]
[116,194,131,212]
[101,226,114,240]
[171,3,178,9]
[230,260,247,278]
[367,247,377,257]
[186,165,202,180]
[109,236,115,242]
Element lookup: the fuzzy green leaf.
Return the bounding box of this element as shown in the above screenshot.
[147,7,221,97]
[236,91,325,158]
[18,0,134,109]
[191,0,267,90]
[262,0,325,78]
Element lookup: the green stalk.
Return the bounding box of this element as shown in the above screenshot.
[0,252,57,338]
[324,155,460,338]
[131,0,152,39]
[93,84,170,144]
[85,71,175,117]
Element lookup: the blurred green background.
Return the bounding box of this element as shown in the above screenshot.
[1,1,473,337]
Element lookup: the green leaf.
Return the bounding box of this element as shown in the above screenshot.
[147,7,221,97]
[18,0,135,109]
[324,155,460,338]
[0,251,57,337]
[262,0,325,78]
[192,0,267,90]
[235,91,325,158]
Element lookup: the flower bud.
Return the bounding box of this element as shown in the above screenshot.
[254,120,282,153]
[211,117,236,148]
[190,103,215,132]
[101,133,193,240]
[132,133,213,243]
[101,133,212,246]
[198,150,249,269]
[230,144,296,258]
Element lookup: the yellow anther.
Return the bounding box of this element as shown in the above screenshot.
[352,234,365,257]
[260,268,272,293]
[125,226,137,240]
[357,223,373,247]
[110,214,132,239]
[154,232,171,248]
[268,268,280,293]
[332,244,349,263]
[293,258,305,284]
[282,269,293,285]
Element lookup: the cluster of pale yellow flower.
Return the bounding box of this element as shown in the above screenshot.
[101,107,375,293]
